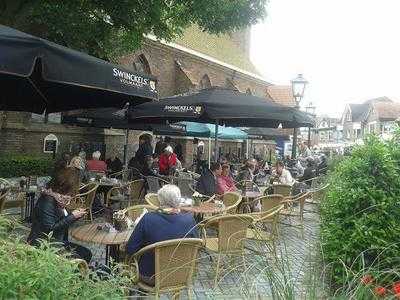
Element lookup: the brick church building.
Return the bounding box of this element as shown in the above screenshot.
[0,25,293,166]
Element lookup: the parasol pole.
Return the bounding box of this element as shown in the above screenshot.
[214,120,219,162]
[123,129,129,166]
[208,137,211,168]
[123,103,130,168]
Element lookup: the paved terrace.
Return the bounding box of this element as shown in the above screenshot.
[67,203,321,300]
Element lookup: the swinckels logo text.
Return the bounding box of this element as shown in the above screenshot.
[164,105,202,115]
[113,68,156,92]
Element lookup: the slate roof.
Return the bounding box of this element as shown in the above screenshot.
[349,103,369,122]
[347,97,400,122]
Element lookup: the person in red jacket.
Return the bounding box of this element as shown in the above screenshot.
[158,146,177,175]
[86,151,107,174]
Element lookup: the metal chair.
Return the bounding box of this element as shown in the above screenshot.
[202,214,253,287]
[235,180,260,213]
[272,184,292,197]
[0,178,10,199]
[126,238,203,299]
[68,183,99,220]
[175,177,196,199]
[106,179,145,207]
[0,191,26,220]
[236,180,261,193]
[257,194,284,213]
[219,192,242,214]
[145,193,160,208]
[245,204,284,255]
[123,204,156,220]
[146,176,170,193]
[281,192,312,223]
[310,183,329,203]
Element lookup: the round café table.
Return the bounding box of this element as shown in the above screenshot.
[181,202,226,223]
[71,222,134,266]
[181,202,225,215]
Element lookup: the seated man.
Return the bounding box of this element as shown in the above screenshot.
[86,151,107,174]
[217,164,237,195]
[196,162,222,196]
[126,185,198,286]
[271,161,294,186]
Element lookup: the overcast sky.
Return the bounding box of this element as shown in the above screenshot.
[251,0,400,117]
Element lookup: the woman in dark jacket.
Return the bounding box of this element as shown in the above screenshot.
[130,134,153,171]
[135,134,153,162]
[27,167,92,263]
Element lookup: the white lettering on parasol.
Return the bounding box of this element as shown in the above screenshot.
[113,68,156,91]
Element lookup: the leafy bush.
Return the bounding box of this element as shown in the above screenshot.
[0,155,53,178]
[0,216,131,299]
[321,136,400,287]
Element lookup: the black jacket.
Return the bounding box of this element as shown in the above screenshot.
[135,143,153,162]
[27,194,76,246]
[300,167,315,186]
[196,169,217,196]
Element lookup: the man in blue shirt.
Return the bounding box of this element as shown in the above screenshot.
[126,184,198,286]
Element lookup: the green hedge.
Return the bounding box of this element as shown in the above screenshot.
[0,155,53,178]
[321,135,400,287]
[0,217,131,299]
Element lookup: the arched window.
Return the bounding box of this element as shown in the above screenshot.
[132,54,151,75]
[199,74,211,90]
[246,88,252,95]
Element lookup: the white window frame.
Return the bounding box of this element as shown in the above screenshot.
[43,134,59,154]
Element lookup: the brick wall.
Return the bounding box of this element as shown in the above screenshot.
[119,38,271,98]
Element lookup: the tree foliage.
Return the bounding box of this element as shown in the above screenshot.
[321,135,400,287]
[0,0,267,60]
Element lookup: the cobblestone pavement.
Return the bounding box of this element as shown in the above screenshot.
[67,203,321,300]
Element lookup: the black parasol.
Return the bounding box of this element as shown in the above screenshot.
[0,25,157,113]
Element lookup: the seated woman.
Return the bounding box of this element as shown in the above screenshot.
[27,167,92,263]
[126,184,198,286]
[217,164,237,195]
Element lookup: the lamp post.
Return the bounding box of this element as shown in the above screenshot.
[305,102,316,147]
[291,74,308,158]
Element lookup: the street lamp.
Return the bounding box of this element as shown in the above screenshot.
[305,102,316,147]
[291,74,308,158]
